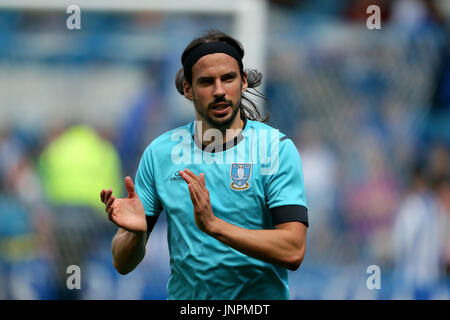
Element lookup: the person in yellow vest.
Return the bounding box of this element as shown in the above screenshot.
[39,124,122,211]
[38,124,122,299]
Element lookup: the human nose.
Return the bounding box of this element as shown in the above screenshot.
[213,79,225,98]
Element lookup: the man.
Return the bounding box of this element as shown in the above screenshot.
[100,30,308,299]
[392,163,446,299]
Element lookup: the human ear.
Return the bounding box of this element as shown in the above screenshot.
[241,72,248,92]
[183,80,193,100]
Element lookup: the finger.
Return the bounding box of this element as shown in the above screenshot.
[192,180,211,208]
[181,171,209,202]
[200,173,206,188]
[124,176,136,198]
[181,173,205,207]
[180,170,197,185]
[188,183,199,207]
[108,198,118,217]
[100,189,105,203]
[107,205,114,221]
[191,178,205,197]
[108,204,115,220]
[105,195,115,212]
[184,168,202,183]
[103,189,112,204]
[190,173,208,198]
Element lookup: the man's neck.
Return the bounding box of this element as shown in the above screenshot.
[195,116,244,148]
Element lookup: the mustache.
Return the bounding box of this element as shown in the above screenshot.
[208,97,232,108]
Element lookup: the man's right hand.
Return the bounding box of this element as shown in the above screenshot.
[100,176,147,233]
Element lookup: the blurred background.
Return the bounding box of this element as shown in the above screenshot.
[0,0,449,299]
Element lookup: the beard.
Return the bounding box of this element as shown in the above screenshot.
[193,95,242,131]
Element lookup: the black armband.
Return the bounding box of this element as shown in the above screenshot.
[270,205,308,227]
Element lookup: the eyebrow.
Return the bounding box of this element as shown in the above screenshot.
[196,71,238,84]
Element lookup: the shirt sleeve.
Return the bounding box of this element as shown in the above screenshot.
[134,145,163,216]
[265,137,309,227]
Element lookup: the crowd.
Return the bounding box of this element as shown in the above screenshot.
[0,0,449,299]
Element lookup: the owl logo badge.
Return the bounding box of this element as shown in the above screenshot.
[230,163,251,190]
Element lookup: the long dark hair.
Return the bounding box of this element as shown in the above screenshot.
[175,30,269,123]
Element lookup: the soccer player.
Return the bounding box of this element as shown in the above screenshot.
[100,30,308,299]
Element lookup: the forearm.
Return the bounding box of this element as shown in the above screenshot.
[179,169,306,270]
[208,218,306,271]
[112,229,147,275]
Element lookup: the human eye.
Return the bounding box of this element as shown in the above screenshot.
[222,74,236,82]
[198,78,213,85]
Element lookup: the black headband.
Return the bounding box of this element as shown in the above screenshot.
[182,41,244,82]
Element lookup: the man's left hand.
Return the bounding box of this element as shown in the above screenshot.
[179,169,217,234]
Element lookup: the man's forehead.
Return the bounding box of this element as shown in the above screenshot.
[191,53,240,76]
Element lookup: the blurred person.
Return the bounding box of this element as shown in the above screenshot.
[38,124,122,299]
[296,121,336,223]
[100,30,309,300]
[0,191,37,298]
[431,173,450,277]
[343,132,400,255]
[1,127,46,211]
[427,142,450,276]
[39,124,122,211]
[390,0,428,32]
[392,161,445,299]
[390,0,443,32]
[0,127,54,299]
[294,120,337,261]
[428,142,449,179]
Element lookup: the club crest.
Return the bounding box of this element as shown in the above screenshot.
[230,163,251,190]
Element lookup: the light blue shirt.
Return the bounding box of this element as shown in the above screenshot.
[135,119,308,299]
